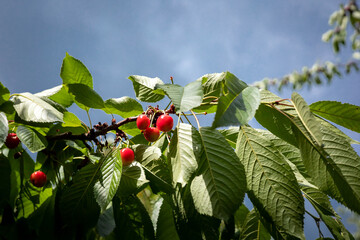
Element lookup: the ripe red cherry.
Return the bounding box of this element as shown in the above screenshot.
[143,127,160,142]
[136,115,150,130]
[120,148,135,166]
[156,114,173,132]
[5,133,20,149]
[30,171,47,188]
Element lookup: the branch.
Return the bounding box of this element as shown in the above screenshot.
[46,117,137,142]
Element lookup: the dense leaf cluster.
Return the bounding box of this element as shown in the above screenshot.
[0,53,359,240]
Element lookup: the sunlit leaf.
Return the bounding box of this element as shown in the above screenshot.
[129,75,165,102]
[60,53,93,88]
[16,125,48,153]
[104,96,143,118]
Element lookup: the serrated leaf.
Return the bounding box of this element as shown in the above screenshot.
[104,97,143,118]
[94,148,122,211]
[155,79,203,113]
[11,92,63,123]
[16,125,48,153]
[310,101,360,133]
[60,53,93,88]
[129,75,165,102]
[0,112,9,147]
[302,187,355,240]
[236,126,305,239]
[67,83,105,110]
[152,197,180,240]
[240,209,271,240]
[133,144,173,194]
[113,195,155,239]
[35,85,74,108]
[168,123,200,187]
[190,127,246,220]
[294,123,360,214]
[292,92,323,146]
[192,72,226,114]
[60,163,101,227]
[118,162,148,196]
[212,73,260,128]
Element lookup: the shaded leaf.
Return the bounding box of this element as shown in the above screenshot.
[240,209,271,240]
[0,82,10,105]
[96,203,116,237]
[118,162,149,196]
[152,197,179,240]
[0,112,9,147]
[67,83,105,110]
[129,75,165,102]
[310,101,360,133]
[16,126,48,153]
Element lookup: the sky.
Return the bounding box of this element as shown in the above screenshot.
[1,0,359,238]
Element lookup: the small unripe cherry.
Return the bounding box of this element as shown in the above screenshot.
[120,148,135,166]
[136,115,151,130]
[5,133,20,149]
[156,114,173,132]
[143,127,160,142]
[30,171,47,188]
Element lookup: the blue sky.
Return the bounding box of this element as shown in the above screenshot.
[1,0,359,238]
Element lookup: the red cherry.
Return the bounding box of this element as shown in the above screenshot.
[120,148,135,166]
[143,127,160,142]
[136,115,151,130]
[156,114,173,132]
[30,171,47,188]
[5,133,20,149]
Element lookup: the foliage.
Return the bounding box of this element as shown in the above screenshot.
[253,0,360,91]
[0,50,359,240]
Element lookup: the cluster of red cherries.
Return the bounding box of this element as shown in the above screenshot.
[120,113,174,167]
[5,133,47,188]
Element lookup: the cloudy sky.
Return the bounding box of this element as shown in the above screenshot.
[1,0,359,238]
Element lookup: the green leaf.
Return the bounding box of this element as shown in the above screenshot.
[119,121,141,137]
[60,53,93,88]
[60,163,100,227]
[104,97,143,118]
[292,92,323,146]
[94,148,122,211]
[35,85,74,108]
[302,187,355,240]
[134,144,173,194]
[240,209,271,240]
[16,125,48,153]
[129,75,165,102]
[192,72,226,113]
[255,90,298,146]
[0,112,9,147]
[62,111,82,127]
[155,79,203,113]
[96,203,116,237]
[310,101,360,133]
[67,83,105,110]
[113,195,155,239]
[293,123,360,214]
[234,204,250,232]
[168,123,200,187]
[0,82,10,105]
[28,190,56,238]
[212,75,260,128]
[219,127,240,149]
[190,127,246,220]
[152,197,180,240]
[11,92,64,123]
[236,126,305,239]
[118,162,148,196]
[16,186,52,219]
